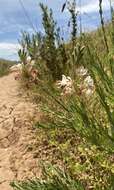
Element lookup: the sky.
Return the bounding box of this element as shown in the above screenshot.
[0,0,112,60]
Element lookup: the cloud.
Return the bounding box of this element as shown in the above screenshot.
[0,43,20,60]
[77,0,110,14]
[0,42,20,50]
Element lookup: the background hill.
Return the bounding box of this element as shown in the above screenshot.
[0,59,16,77]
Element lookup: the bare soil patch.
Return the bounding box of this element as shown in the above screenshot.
[0,73,41,190]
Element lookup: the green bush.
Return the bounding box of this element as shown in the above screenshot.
[11,165,84,190]
[0,59,15,77]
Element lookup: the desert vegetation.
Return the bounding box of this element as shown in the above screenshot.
[0,59,15,77]
[9,0,114,189]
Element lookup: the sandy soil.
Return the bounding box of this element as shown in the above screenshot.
[0,73,40,190]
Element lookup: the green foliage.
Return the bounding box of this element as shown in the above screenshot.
[11,165,84,190]
[18,4,69,81]
[67,0,78,43]
[99,0,109,53]
[39,3,61,80]
[18,32,44,62]
[0,59,15,77]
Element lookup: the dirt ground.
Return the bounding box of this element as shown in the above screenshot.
[0,73,41,190]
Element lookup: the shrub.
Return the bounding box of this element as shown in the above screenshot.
[0,59,15,77]
[11,165,84,190]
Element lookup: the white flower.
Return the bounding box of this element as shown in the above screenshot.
[10,63,23,73]
[31,60,35,66]
[76,66,88,77]
[26,56,32,64]
[85,88,93,96]
[57,75,68,88]
[64,86,74,95]
[56,75,74,95]
[66,76,72,81]
[66,76,73,88]
[84,76,94,88]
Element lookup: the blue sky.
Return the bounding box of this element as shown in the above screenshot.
[0,0,112,60]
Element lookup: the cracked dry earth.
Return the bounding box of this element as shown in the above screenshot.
[0,73,41,190]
